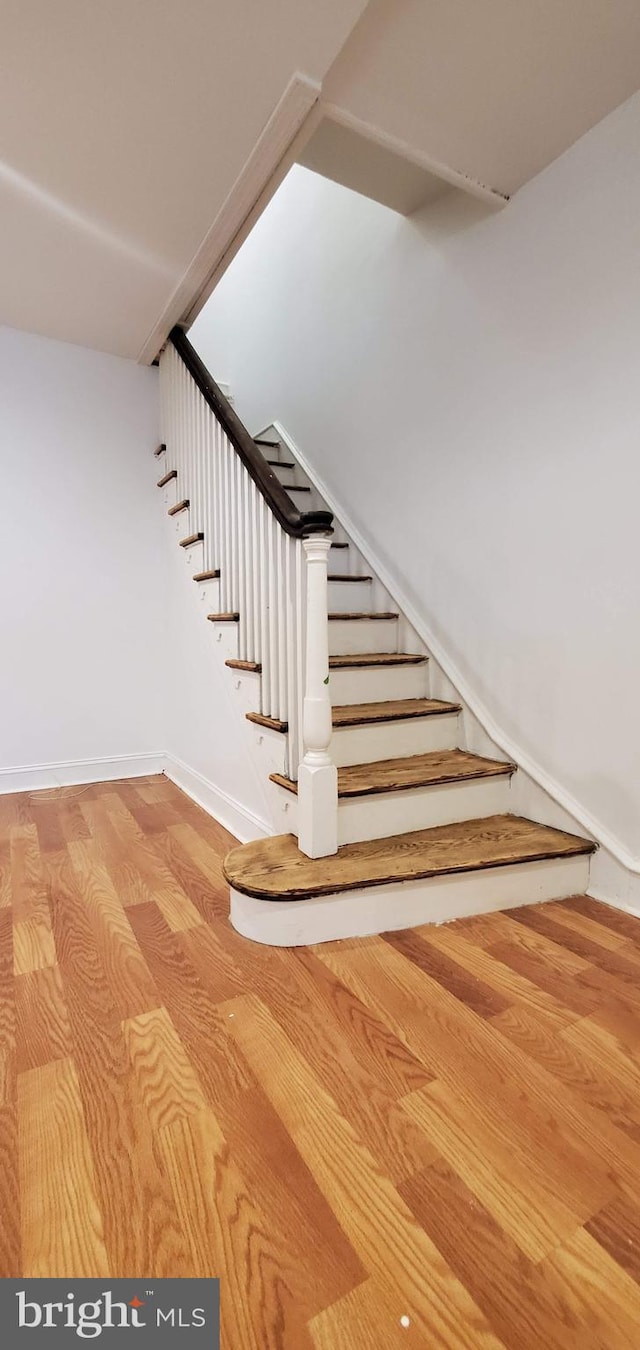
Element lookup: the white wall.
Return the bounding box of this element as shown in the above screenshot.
[191,92,640,885]
[0,323,276,839]
[0,325,166,786]
[158,519,278,841]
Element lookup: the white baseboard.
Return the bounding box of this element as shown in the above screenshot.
[0,750,271,851]
[0,752,165,795]
[164,754,270,843]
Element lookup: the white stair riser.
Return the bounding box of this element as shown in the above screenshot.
[329,663,428,705]
[337,775,513,844]
[271,468,297,487]
[180,539,204,566]
[273,774,513,844]
[331,712,459,767]
[328,581,374,614]
[329,618,398,656]
[230,853,592,946]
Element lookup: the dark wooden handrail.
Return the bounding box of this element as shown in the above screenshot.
[169,327,333,538]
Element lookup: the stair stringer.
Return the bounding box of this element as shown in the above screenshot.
[157,469,287,842]
[157,420,598,945]
[262,419,640,909]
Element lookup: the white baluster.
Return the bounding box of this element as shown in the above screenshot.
[259,498,269,714]
[284,535,296,778]
[297,534,337,858]
[266,510,277,715]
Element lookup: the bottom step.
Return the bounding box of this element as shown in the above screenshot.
[224,814,595,947]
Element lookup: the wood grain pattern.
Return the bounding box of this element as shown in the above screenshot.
[245,710,288,733]
[224,813,596,900]
[225,657,262,672]
[2,776,640,1346]
[222,991,502,1348]
[271,748,515,798]
[15,965,73,1073]
[18,1057,110,1277]
[331,696,461,726]
[328,650,425,667]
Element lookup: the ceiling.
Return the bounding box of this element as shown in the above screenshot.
[0,0,369,360]
[322,0,640,197]
[298,118,451,217]
[2,0,640,361]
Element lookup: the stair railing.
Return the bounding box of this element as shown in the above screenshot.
[160,327,338,858]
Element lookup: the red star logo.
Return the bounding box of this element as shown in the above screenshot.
[129,1297,145,1309]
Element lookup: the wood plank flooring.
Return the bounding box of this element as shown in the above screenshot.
[1,777,640,1347]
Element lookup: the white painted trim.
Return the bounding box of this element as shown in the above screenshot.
[271,420,640,878]
[164,753,270,843]
[332,710,459,766]
[183,96,324,328]
[0,752,165,795]
[319,102,509,209]
[0,748,270,844]
[585,883,640,920]
[137,74,321,364]
[271,772,513,845]
[328,660,428,705]
[230,854,591,946]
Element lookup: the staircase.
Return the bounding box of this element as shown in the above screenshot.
[158,328,595,946]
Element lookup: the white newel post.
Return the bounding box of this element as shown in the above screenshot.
[297,534,338,858]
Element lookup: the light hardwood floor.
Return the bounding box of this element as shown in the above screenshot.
[2,776,640,1347]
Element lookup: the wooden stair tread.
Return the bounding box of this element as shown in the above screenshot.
[246,711,288,733]
[179,532,204,548]
[223,813,596,900]
[328,611,397,621]
[226,658,261,672]
[267,459,295,469]
[288,484,311,493]
[208,612,239,622]
[270,749,516,799]
[332,697,461,727]
[168,498,189,515]
[193,569,220,581]
[157,468,177,486]
[328,573,371,582]
[255,438,280,448]
[329,652,426,668]
[248,697,461,736]
[330,541,349,548]
[154,443,166,456]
